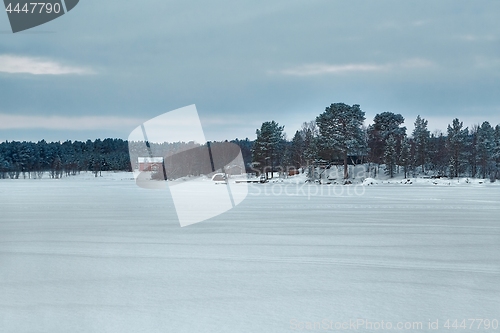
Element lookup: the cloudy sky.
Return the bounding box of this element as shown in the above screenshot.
[1,0,499,142]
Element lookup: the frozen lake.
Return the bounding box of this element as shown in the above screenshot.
[1,173,499,332]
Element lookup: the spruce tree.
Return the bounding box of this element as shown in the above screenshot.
[384,135,397,178]
[367,112,406,165]
[494,125,500,179]
[294,121,319,168]
[252,121,285,178]
[476,121,495,179]
[446,118,469,178]
[412,115,430,173]
[316,103,366,179]
[400,137,411,178]
[290,130,305,169]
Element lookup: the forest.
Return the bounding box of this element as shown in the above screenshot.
[1,103,499,181]
[254,104,500,180]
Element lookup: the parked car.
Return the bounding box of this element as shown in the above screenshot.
[211,173,227,183]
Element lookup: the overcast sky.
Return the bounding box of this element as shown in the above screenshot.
[1,0,499,142]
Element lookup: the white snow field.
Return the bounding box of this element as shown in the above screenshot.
[1,172,499,333]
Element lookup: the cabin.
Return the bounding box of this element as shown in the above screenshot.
[137,157,164,172]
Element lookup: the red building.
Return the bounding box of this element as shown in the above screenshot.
[137,157,164,171]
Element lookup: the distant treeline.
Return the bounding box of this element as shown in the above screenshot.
[0,138,254,179]
[2,104,500,181]
[0,139,131,179]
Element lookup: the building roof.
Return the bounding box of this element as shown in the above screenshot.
[138,157,164,163]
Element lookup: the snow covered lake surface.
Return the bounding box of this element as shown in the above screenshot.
[1,172,499,332]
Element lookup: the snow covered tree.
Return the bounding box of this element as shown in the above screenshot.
[252,121,285,178]
[15,142,34,179]
[494,125,500,179]
[399,137,411,178]
[290,130,305,169]
[446,118,469,178]
[301,121,319,167]
[468,125,479,177]
[476,121,495,179]
[280,141,293,175]
[428,131,448,176]
[448,157,456,179]
[51,155,63,179]
[367,112,406,165]
[384,135,397,178]
[0,145,9,179]
[412,115,430,173]
[316,103,366,179]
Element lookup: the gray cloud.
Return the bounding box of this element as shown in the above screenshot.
[276,58,435,76]
[1,0,500,142]
[0,54,95,75]
[0,113,139,130]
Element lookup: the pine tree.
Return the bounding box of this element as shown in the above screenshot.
[301,122,318,167]
[494,125,500,179]
[0,145,8,179]
[290,130,305,169]
[399,137,411,178]
[412,115,430,173]
[468,125,479,177]
[252,121,285,178]
[428,131,448,176]
[446,118,469,177]
[384,135,397,178]
[316,103,366,179]
[449,157,456,179]
[367,112,406,165]
[303,141,318,169]
[476,121,495,179]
